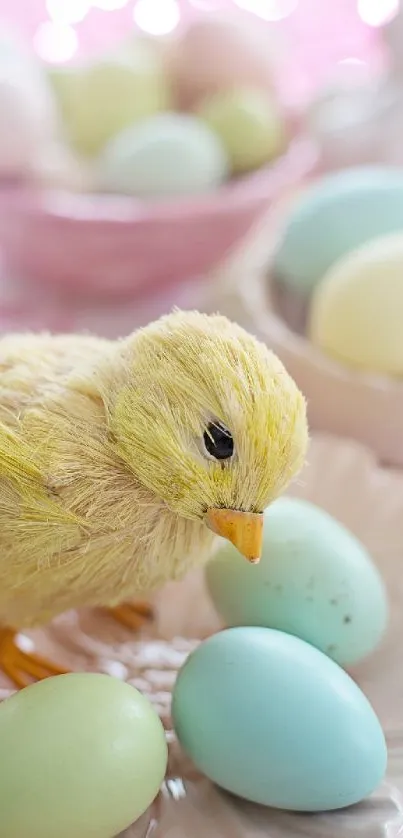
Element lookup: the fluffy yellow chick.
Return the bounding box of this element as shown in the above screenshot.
[0,311,308,686]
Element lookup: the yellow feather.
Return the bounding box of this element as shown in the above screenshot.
[0,311,308,629]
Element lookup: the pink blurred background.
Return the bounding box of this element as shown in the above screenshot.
[0,0,399,335]
[5,0,394,104]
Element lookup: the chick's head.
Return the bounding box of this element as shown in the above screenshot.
[108,311,308,561]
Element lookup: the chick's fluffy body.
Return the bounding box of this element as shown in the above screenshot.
[0,311,308,629]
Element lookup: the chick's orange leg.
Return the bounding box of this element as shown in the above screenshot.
[0,628,69,690]
[106,601,154,631]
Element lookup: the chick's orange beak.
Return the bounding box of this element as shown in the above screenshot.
[205,508,263,563]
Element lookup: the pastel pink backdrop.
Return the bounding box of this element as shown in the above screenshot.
[2,0,389,104]
[0,0,392,335]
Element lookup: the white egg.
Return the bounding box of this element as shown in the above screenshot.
[97,113,229,199]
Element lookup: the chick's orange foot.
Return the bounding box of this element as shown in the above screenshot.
[106,601,154,631]
[0,628,69,690]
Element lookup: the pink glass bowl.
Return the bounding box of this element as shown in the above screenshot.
[0,137,316,300]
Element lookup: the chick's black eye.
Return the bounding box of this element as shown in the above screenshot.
[203,422,234,460]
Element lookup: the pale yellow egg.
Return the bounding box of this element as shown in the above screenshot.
[309,232,403,375]
[197,88,286,174]
[49,41,170,157]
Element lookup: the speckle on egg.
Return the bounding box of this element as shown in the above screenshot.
[206,496,388,667]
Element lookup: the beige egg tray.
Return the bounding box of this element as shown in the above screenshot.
[200,209,403,469]
[1,434,402,837]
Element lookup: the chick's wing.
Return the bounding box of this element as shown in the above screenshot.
[0,421,83,564]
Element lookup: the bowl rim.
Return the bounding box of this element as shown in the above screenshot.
[234,216,403,396]
[0,136,318,225]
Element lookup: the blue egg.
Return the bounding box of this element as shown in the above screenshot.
[172,627,387,812]
[206,497,388,667]
[274,166,403,294]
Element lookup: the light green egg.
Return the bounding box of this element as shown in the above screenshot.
[97,112,229,198]
[0,673,167,838]
[206,497,388,667]
[48,42,170,157]
[197,87,286,174]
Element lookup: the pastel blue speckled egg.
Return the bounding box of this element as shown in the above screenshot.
[206,497,387,667]
[273,166,403,294]
[172,627,387,811]
[97,112,229,198]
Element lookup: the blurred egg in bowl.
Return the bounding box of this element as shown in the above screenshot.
[0,23,316,301]
[308,232,403,377]
[204,167,403,468]
[0,135,315,300]
[164,14,277,110]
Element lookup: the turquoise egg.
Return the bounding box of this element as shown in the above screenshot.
[172,627,387,811]
[273,166,403,294]
[206,497,387,667]
[97,112,229,198]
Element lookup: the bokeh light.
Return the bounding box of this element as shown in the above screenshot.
[1,1,387,111]
[91,0,130,10]
[46,0,90,25]
[233,0,298,21]
[133,0,181,35]
[34,21,78,62]
[189,0,221,8]
[357,0,399,27]
[335,57,372,86]
[338,58,367,66]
